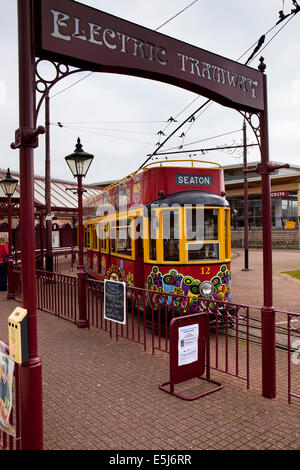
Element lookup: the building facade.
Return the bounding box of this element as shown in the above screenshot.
[224,161,300,247]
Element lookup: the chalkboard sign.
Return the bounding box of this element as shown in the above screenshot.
[104,279,126,325]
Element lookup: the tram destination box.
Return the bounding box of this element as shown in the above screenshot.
[104,279,126,325]
[8,307,29,364]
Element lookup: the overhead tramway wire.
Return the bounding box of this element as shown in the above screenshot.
[154,128,243,154]
[52,123,158,135]
[52,123,155,146]
[142,5,300,166]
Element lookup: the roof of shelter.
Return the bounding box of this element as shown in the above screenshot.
[0,169,103,210]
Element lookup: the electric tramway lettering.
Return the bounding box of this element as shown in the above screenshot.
[50,10,168,66]
[49,8,260,104]
[177,53,259,99]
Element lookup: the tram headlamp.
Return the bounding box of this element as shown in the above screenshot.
[200,280,214,298]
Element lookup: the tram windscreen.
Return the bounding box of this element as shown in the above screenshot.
[187,242,219,261]
[185,207,219,261]
[185,207,218,241]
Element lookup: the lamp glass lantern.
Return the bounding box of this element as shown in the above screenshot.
[65,137,94,178]
[0,168,18,196]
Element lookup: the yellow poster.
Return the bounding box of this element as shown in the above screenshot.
[285,221,296,230]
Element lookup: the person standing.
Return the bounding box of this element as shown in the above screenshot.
[0,236,9,291]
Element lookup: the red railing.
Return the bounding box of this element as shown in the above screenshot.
[36,270,77,323]
[12,265,78,322]
[275,309,300,404]
[51,248,77,273]
[11,264,21,302]
[0,341,20,450]
[85,277,250,387]
[10,267,300,403]
[86,279,148,350]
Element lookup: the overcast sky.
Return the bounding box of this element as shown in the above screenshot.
[1,0,300,185]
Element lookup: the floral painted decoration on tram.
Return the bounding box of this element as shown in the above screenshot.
[147,265,231,303]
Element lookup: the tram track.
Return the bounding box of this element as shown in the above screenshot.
[223,315,300,352]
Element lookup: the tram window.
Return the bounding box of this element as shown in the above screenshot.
[186,207,203,241]
[84,225,90,248]
[163,209,180,262]
[185,208,218,241]
[110,222,116,253]
[187,242,219,261]
[116,218,132,257]
[92,225,98,250]
[148,215,157,261]
[99,223,108,252]
[225,210,230,259]
[204,209,218,240]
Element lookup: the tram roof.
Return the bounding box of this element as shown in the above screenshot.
[146,190,229,208]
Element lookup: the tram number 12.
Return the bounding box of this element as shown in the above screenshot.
[200,267,211,275]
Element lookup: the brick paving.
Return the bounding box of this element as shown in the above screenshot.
[1,249,300,450]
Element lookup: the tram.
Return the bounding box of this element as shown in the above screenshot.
[83,159,231,308]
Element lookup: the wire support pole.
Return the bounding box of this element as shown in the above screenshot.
[260,72,276,399]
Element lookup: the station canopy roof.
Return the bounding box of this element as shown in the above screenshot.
[0,169,103,211]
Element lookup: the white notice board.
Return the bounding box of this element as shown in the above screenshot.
[178,323,199,366]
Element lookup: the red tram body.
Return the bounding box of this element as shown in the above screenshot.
[83,160,231,308]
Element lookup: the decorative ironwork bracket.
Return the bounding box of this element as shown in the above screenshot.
[65,187,87,196]
[34,58,88,122]
[237,57,267,151]
[10,126,45,149]
[244,162,290,176]
[238,110,262,150]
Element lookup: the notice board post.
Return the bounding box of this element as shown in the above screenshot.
[159,312,223,400]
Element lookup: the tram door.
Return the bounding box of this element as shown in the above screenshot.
[134,219,144,288]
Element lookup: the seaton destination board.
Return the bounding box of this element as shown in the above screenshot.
[176,174,213,186]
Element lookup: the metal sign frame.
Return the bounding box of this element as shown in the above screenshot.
[104,279,126,325]
[159,313,223,400]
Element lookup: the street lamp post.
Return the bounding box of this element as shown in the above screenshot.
[0,169,19,299]
[65,138,94,328]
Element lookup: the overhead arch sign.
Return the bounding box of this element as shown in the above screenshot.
[34,0,264,112]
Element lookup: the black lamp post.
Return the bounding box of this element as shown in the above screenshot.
[65,138,94,328]
[0,168,19,298]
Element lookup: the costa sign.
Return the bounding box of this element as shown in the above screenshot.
[34,0,264,111]
[271,191,289,198]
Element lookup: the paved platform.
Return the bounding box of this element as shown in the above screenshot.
[1,249,300,451]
